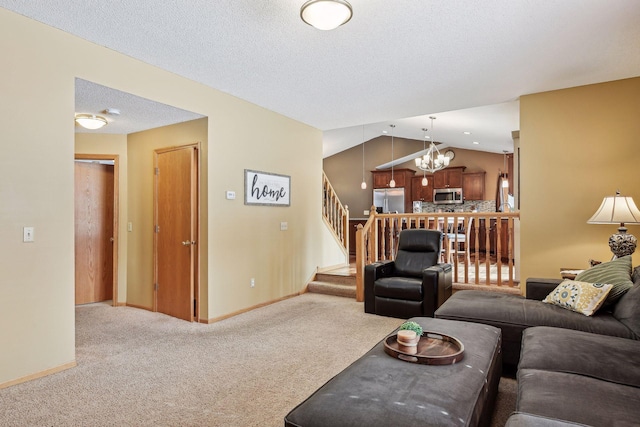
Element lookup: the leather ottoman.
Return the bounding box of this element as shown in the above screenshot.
[284,317,502,427]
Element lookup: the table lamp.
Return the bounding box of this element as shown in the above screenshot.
[587,191,640,258]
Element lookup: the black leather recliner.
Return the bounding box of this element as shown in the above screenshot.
[364,229,453,319]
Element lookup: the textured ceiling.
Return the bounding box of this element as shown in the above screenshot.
[3,1,639,156]
[75,79,205,135]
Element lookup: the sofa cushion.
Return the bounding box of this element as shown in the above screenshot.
[505,413,590,427]
[519,327,640,388]
[574,255,633,307]
[435,290,635,366]
[613,281,640,338]
[374,277,422,301]
[517,368,640,427]
[394,229,441,277]
[542,280,612,316]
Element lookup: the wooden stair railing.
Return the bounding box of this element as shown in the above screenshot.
[322,172,349,252]
[355,209,520,302]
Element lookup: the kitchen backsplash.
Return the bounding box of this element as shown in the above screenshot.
[414,200,496,213]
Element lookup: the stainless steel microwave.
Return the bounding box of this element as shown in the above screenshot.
[433,188,463,204]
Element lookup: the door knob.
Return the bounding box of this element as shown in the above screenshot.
[182,241,192,246]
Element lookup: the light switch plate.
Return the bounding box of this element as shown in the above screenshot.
[226,190,236,200]
[280,222,288,231]
[23,226,34,242]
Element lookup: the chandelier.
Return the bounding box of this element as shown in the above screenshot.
[414,116,450,173]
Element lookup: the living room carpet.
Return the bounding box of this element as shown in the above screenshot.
[0,293,516,426]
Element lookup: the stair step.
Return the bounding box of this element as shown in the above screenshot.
[308,281,356,298]
[315,272,356,287]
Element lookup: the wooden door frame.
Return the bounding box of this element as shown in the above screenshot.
[153,143,200,321]
[74,154,119,306]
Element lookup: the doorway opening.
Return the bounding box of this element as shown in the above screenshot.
[74,155,119,306]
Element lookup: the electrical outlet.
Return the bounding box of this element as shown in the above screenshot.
[250,278,255,288]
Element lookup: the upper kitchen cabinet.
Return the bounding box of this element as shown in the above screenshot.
[433,166,466,189]
[462,172,486,201]
[371,168,415,189]
[411,175,434,202]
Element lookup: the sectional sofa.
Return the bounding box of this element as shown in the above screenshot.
[435,257,640,426]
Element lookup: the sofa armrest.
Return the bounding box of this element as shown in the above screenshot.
[364,260,395,313]
[525,278,563,300]
[421,263,453,317]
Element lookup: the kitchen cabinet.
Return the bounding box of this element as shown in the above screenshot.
[433,166,465,189]
[411,175,434,203]
[462,172,485,201]
[371,168,414,189]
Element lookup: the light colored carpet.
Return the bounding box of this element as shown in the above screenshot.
[0,293,516,426]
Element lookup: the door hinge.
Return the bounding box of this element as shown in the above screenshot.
[155,167,160,175]
[155,225,160,233]
[154,283,159,291]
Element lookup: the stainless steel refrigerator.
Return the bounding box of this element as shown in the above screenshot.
[373,188,405,213]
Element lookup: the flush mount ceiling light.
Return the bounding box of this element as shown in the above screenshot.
[300,0,353,31]
[75,113,108,130]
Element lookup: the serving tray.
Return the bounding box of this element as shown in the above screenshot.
[384,331,464,365]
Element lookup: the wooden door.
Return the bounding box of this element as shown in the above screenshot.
[154,145,198,321]
[75,161,114,304]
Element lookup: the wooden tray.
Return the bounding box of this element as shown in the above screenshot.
[384,331,464,365]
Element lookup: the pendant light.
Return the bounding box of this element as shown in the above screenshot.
[389,124,396,188]
[502,151,509,188]
[360,125,367,190]
[421,127,428,186]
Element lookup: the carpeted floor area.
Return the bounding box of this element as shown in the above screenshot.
[0,293,515,426]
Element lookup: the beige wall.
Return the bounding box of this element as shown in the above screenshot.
[75,134,128,305]
[323,135,506,218]
[0,9,340,387]
[520,77,640,280]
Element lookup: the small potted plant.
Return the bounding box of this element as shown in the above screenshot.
[397,321,423,347]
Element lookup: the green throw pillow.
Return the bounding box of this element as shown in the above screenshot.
[575,255,633,307]
[543,280,613,316]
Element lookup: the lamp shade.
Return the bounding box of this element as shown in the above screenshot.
[300,0,352,30]
[587,194,640,226]
[75,114,108,130]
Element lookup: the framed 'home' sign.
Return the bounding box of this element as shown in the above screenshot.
[244,169,291,206]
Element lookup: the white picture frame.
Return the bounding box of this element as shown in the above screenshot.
[244,169,291,206]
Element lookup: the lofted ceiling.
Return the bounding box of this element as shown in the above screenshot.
[2,1,639,156]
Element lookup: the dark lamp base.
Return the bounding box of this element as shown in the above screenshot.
[609,231,637,258]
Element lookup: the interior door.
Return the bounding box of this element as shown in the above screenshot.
[154,145,198,321]
[75,161,114,304]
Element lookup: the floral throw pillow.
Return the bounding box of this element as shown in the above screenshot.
[543,280,613,316]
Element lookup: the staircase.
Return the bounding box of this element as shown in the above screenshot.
[308,264,357,298]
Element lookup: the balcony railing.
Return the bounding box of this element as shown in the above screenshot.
[354,210,520,301]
